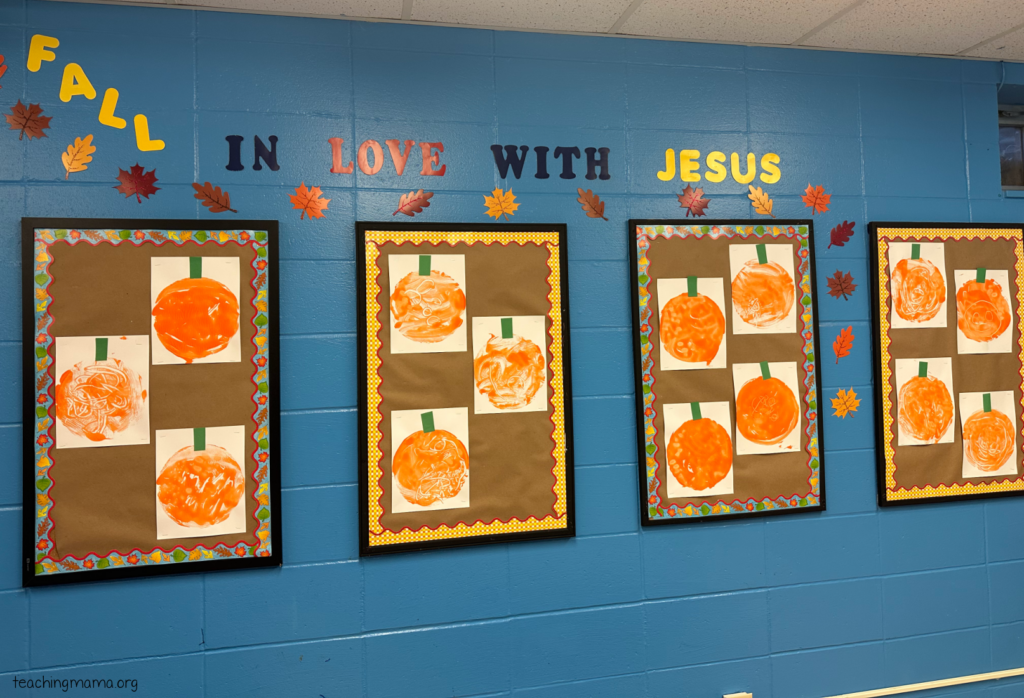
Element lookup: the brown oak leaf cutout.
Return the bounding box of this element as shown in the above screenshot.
[6,100,51,140]
[114,164,159,203]
[826,270,857,300]
[832,325,854,364]
[577,188,608,221]
[678,184,709,217]
[802,183,830,215]
[393,189,433,217]
[192,182,237,213]
[290,182,330,220]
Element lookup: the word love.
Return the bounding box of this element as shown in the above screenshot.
[27,34,164,151]
[658,149,781,184]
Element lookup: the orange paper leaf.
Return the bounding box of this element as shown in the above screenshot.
[833,325,854,364]
[747,185,775,217]
[6,100,51,140]
[576,188,608,221]
[192,182,237,213]
[393,189,433,217]
[61,134,95,180]
[484,188,519,221]
[802,184,830,215]
[831,388,860,418]
[289,182,330,220]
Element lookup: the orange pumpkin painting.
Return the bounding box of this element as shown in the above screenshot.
[736,376,800,445]
[898,375,954,443]
[956,278,1011,342]
[156,444,245,528]
[392,429,469,506]
[963,409,1015,472]
[731,260,795,328]
[667,418,733,490]
[474,334,545,409]
[152,277,240,363]
[660,292,725,365]
[891,258,945,323]
[391,270,466,342]
[55,360,147,442]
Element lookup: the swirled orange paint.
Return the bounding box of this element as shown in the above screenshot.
[963,409,1015,471]
[898,375,954,444]
[390,270,466,342]
[55,360,146,442]
[660,293,725,365]
[667,418,733,490]
[152,277,240,363]
[393,429,468,506]
[956,278,1010,342]
[736,376,799,445]
[891,258,945,323]
[731,260,795,328]
[156,444,245,527]
[474,334,545,409]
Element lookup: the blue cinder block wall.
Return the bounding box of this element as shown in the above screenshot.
[3,2,1024,696]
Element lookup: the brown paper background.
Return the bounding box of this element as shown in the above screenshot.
[646,234,815,507]
[881,235,1024,490]
[47,240,260,558]
[373,240,559,532]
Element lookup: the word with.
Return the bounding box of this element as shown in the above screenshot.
[491,145,611,180]
[657,150,780,184]
[329,138,446,176]
[27,34,164,152]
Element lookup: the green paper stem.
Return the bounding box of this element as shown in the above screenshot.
[918,361,928,378]
[687,276,698,297]
[194,427,206,452]
[756,243,768,265]
[421,412,434,433]
[984,393,992,413]
[977,268,987,283]
[690,402,702,420]
[501,318,513,339]
[418,255,431,277]
[911,244,920,260]
[94,337,107,362]
[189,257,202,279]
[760,361,771,380]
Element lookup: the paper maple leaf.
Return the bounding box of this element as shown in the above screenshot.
[0,55,7,87]
[290,182,330,220]
[678,184,709,217]
[827,270,857,300]
[577,188,608,221]
[61,135,95,180]
[114,164,159,203]
[802,184,830,215]
[484,188,519,221]
[831,388,860,418]
[6,100,51,140]
[193,181,237,213]
[393,189,433,217]
[747,185,775,218]
[828,220,855,249]
[832,325,854,364]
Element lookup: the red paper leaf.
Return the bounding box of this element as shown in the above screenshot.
[826,270,857,300]
[828,220,855,249]
[802,183,831,214]
[678,184,709,217]
[392,189,433,217]
[0,55,7,87]
[114,164,160,203]
[6,100,51,140]
[833,325,854,364]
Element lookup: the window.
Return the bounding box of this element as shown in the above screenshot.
[1000,105,1024,189]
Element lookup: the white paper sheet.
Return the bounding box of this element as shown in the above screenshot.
[663,401,734,498]
[953,269,1013,354]
[959,390,1018,478]
[472,315,548,414]
[731,361,802,455]
[656,277,728,371]
[390,407,470,513]
[388,254,467,354]
[888,242,948,329]
[894,357,955,446]
[728,243,798,335]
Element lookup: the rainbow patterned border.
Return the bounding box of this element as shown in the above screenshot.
[876,227,1024,502]
[636,224,821,521]
[364,229,569,548]
[31,228,274,577]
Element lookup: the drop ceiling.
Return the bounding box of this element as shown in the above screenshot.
[68,0,1024,62]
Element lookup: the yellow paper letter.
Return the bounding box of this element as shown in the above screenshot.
[657,149,676,181]
[98,88,126,129]
[27,35,59,72]
[730,152,756,184]
[679,150,701,182]
[59,63,96,102]
[759,153,781,183]
[704,151,727,183]
[133,114,165,151]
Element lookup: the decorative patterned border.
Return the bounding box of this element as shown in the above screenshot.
[876,226,1024,501]
[636,223,821,521]
[363,229,569,548]
[31,228,274,577]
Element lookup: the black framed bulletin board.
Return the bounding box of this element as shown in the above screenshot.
[22,218,281,586]
[629,219,826,525]
[357,222,575,555]
[870,221,1024,506]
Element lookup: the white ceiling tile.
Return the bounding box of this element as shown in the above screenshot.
[617,0,852,45]
[411,0,635,33]
[963,25,1024,61]
[801,0,1024,55]
[174,0,401,18]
